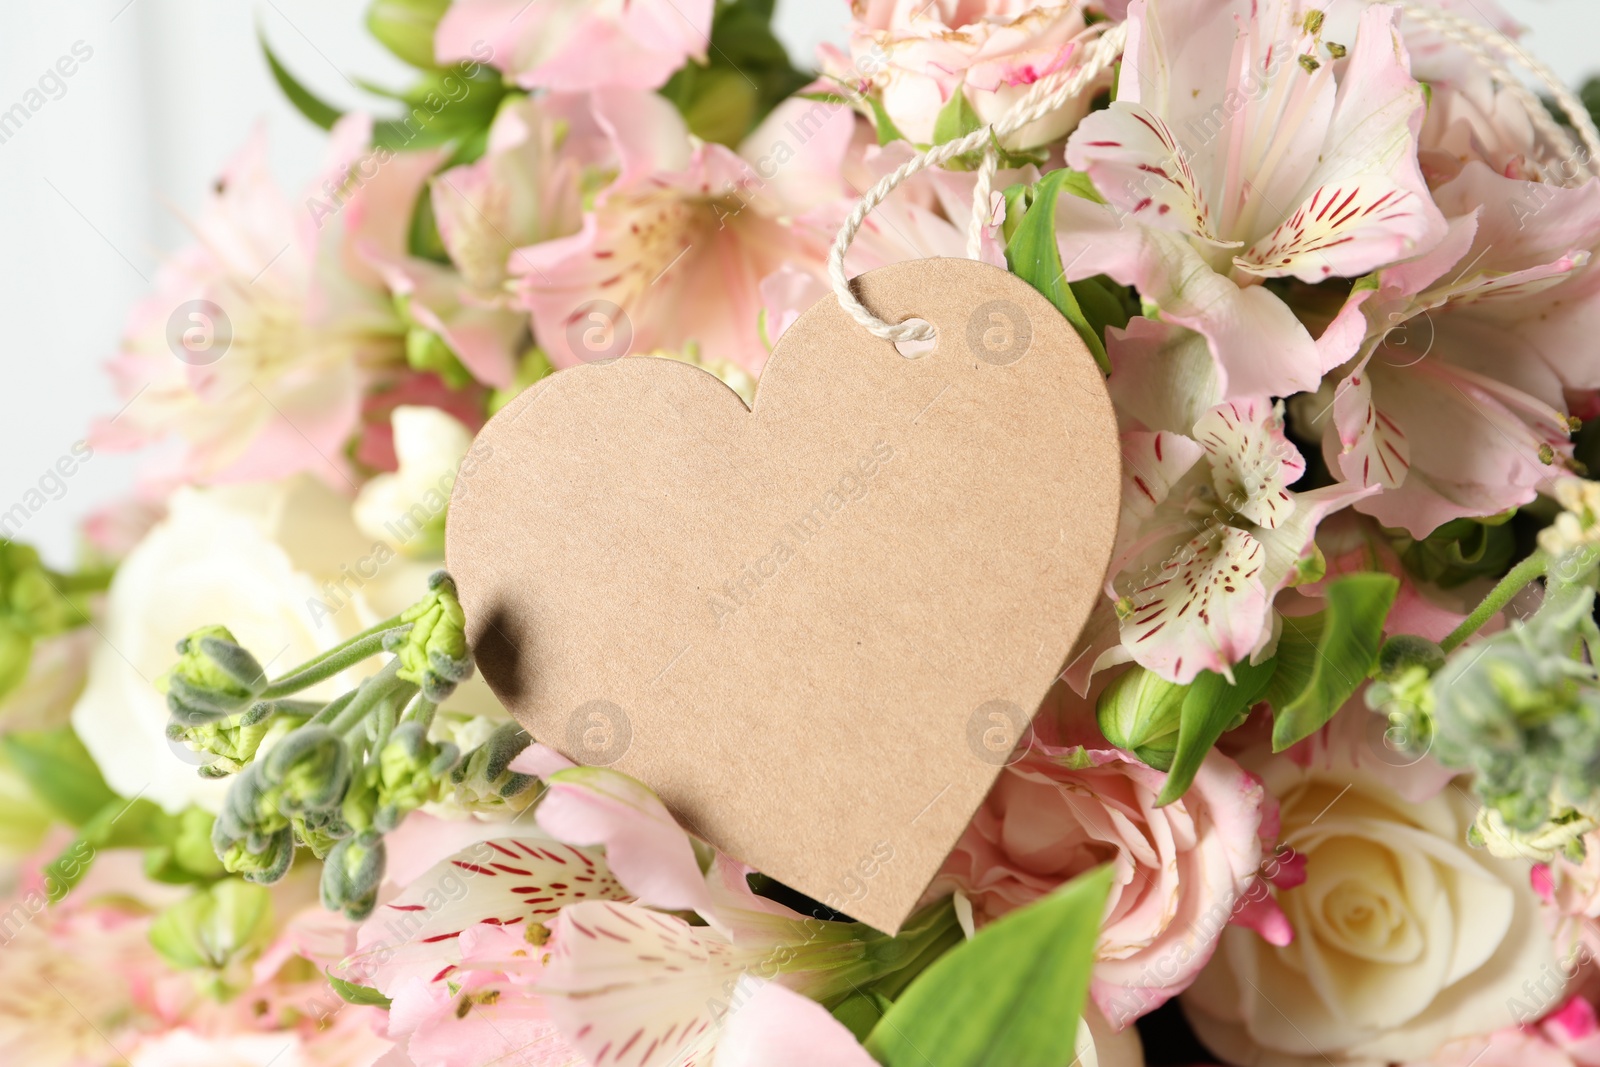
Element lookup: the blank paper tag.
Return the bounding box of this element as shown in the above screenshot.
[447,258,1120,933]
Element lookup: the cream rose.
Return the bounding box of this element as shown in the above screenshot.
[1184,706,1561,1066]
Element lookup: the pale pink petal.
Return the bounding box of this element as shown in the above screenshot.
[367,253,524,387]
[1106,318,1222,435]
[1066,102,1227,242]
[542,901,752,1066]
[1236,179,1443,282]
[713,978,876,1067]
[1054,195,1322,399]
[1332,355,1413,492]
[349,837,622,991]
[535,767,712,913]
[738,98,855,217]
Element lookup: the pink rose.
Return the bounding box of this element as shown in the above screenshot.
[820,0,1101,149]
[930,687,1270,1030]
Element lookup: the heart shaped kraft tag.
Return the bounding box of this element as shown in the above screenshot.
[446,257,1120,933]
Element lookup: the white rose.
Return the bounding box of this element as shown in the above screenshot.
[1183,707,1561,1066]
[71,478,380,813]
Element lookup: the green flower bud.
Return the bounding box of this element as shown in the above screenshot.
[166,702,282,776]
[1375,635,1446,681]
[446,720,539,810]
[293,807,353,860]
[366,0,450,69]
[322,831,386,921]
[149,878,275,996]
[162,626,266,723]
[214,819,294,885]
[1096,667,1185,770]
[376,721,447,818]
[395,573,474,701]
[1429,592,1600,852]
[262,726,351,814]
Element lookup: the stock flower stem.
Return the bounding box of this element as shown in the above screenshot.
[259,619,407,699]
[327,660,406,735]
[1440,550,1551,654]
[401,694,437,731]
[307,689,357,728]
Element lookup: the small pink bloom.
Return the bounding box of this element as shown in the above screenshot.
[1305,162,1599,536]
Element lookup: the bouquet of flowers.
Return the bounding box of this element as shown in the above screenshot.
[11,0,1600,1064]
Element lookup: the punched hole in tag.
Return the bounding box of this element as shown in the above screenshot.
[893,318,937,360]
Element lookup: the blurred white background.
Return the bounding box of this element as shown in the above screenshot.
[0,0,1595,567]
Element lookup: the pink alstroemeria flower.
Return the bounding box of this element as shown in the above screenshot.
[1056,0,1447,400]
[510,90,856,375]
[369,95,604,388]
[1083,321,1374,683]
[1304,161,1600,536]
[96,116,432,486]
[435,0,712,93]
[345,758,884,1067]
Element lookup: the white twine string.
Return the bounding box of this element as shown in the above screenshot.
[827,3,1600,343]
[965,144,1000,262]
[1395,2,1600,185]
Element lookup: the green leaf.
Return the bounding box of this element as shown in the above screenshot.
[1266,573,1400,751]
[1003,169,1112,372]
[1157,659,1277,807]
[260,33,344,131]
[866,866,1112,1067]
[932,87,983,147]
[2,728,117,825]
[1071,274,1137,341]
[328,972,394,1008]
[866,93,907,147]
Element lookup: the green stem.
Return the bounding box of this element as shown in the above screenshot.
[1441,550,1551,654]
[327,660,406,735]
[307,690,356,728]
[865,902,965,1002]
[260,619,407,699]
[402,694,438,732]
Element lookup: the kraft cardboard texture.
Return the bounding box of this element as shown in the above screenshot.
[446,258,1121,933]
